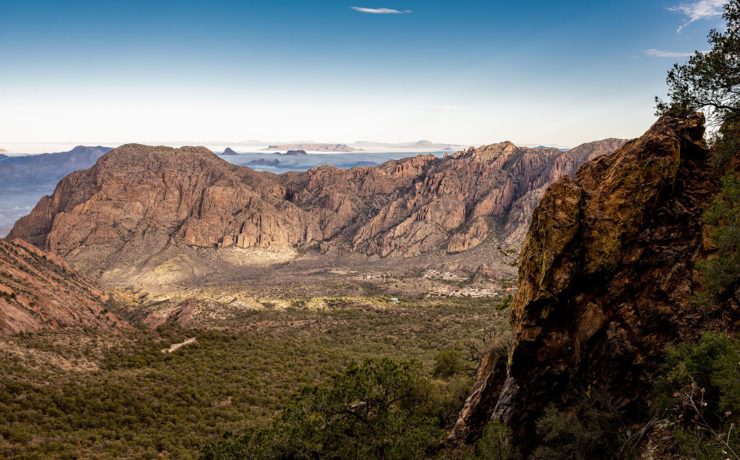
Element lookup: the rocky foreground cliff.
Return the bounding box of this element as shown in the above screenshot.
[9,139,623,288]
[0,238,125,335]
[451,114,728,446]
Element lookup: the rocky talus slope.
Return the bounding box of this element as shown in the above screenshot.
[9,140,624,285]
[451,114,723,444]
[0,238,125,334]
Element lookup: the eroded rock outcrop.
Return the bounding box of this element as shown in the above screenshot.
[452,114,719,444]
[0,238,125,335]
[10,140,624,283]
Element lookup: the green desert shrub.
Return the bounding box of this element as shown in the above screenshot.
[201,358,443,460]
[697,171,740,306]
[473,421,520,460]
[433,349,465,379]
[531,390,635,460]
[652,333,740,459]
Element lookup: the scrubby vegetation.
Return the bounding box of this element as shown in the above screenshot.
[530,393,638,460]
[0,296,506,459]
[195,333,738,460]
[201,358,518,460]
[652,333,740,459]
[698,170,739,307]
[433,349,466,379]
[200,358,443,459]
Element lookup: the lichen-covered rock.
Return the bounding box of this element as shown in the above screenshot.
[452,114,719,444]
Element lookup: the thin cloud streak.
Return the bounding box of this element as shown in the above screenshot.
[425,105,468,113]
[643,48,694,58]
[669,0,728,31]
[351,6,411,14]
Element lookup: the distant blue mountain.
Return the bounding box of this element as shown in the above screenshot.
[0,146,112,236]
[0,146,111,189]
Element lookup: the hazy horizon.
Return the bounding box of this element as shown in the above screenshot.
[0,139,570,155]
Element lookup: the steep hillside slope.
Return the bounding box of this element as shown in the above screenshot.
[0,238,125,335]
[9,140,624,287]
[451,114,724,444]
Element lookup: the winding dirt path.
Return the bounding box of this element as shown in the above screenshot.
[161,337,196,353]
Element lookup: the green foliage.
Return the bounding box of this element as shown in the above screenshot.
[0,297,498,459]
[697,171,740,305]
[433,349,465,379]
[653,333,740,421]
[710,117,740,170]
[422,375,473,429]
[673,427,730,460]
[531,390,635,460]
[652,333,740,459]
[656,0,739,126]
[473,421,520,460]
[200,358,443,460]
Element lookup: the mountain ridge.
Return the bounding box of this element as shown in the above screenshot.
[9,139,626,290]
[0,145,112,190]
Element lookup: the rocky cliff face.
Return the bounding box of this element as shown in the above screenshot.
[451,114,718,443]
[0,238,125,335]
[9,140,624,284]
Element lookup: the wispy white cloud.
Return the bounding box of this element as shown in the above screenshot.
[643,48,694,58]
[351,6,411,14]
[669,0,728,31]
[425,105,468,113]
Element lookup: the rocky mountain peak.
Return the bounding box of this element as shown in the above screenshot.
[106,143,216,159]
[69,145,108,154]
[453,141,519,162]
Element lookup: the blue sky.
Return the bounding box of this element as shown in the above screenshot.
[0,0,728,146]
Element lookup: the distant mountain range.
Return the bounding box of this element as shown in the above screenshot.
[0,146,111,237]
[10,139,625,291]
[353,140,466,151]
[0,145,111,189]
[255,140,467,152]
[263,143,361,152]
